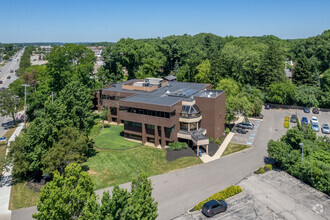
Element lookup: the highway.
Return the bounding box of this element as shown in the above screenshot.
[0,48,24,138]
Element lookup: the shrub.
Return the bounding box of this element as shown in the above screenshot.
[258,166,265,174]
[215,138,223,145]
[209,137,214,143]
[168,142,188,151]
[225,127,230,134]
[264,164,273,171]
[194,185,242,211]
[284,121,289,128]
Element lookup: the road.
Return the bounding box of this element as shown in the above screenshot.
[0,49,24,138]
[12,108,286,220]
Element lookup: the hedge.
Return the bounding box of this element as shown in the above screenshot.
[194,185,242,211]
[168,142,188,151]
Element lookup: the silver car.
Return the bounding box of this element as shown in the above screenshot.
[321,124,330,134]
[311,122,319,132]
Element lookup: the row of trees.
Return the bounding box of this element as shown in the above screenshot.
[268,123,330,194]
[33,164,158,219]
[6,44,99,181]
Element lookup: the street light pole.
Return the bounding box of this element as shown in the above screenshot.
[299,143,303,164]
[22,84,30,128]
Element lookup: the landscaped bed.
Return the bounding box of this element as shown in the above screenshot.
[222,143,251,157]
[94,125,140,150]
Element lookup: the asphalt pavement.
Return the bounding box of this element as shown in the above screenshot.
[0,49,24,138]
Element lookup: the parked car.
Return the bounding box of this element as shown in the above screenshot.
[0,87,5,91]
[10,70,14,73]
[321,124,330,134]
[7,76,11,79]
[303,107,310,113]
[290,114,297,123]
[310,116,318,124]
[311,122,320,132]
[236,122,254,130]
[265,104,270,110]
[236,128,248,134]
[301,117,308,125]
[312,108,319,114]
[202,200,227,217]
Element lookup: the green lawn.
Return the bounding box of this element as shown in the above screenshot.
[85,146,202,190]
[222,143,252,157]
[9,182,40,210]
[94,125,140,150]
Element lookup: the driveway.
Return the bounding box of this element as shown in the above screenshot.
[174,170,330,220]
[11,108,307,220]
[231,119,262,146]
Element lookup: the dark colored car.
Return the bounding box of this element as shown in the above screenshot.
[202,200,227,217]
[290,114,297,123]
[265,104,270,110]
[0,87,5,91]
[303,107,310,113]
[312,108,319,114]
[237,122,254,130]
[236,128,248,134]
[301,117,308,125]
[7,76,11,79]
[0,81,3,84]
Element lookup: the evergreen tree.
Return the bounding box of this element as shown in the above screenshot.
[292,54,313,85]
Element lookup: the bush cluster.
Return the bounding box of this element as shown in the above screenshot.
[264,164,273,171]
[284,116,290,128]
[193,185,242,211]
[168,142,188,151]
[225,127,231,134]
[215,138,223,145]
[209,137,214,143]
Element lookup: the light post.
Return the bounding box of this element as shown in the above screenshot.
[299,143,303,164]
[22,84,30,128]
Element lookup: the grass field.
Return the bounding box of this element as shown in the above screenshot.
[94,125,140,150]
[222,143,251,157]
[85,146,202,190]
[9,182,40,210]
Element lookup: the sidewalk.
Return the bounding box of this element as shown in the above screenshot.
[0,123,24,220]
[199,116,246,163]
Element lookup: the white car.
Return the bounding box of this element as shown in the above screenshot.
[310,116,318,124]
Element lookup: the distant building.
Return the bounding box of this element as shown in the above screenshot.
[40,46,52,53]
[96,78,226,155]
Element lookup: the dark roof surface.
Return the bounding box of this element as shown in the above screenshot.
[102,81,211,106]
[164,75,176,81]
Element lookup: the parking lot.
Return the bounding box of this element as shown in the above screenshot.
[174,170,330,220]
[231,119,262,146]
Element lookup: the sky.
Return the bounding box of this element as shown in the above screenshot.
[1,0,329,43]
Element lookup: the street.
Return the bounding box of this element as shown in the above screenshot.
[0,49,24,138]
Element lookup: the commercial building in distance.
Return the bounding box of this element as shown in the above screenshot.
[97,77,226,155]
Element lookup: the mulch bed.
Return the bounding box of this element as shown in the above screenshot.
[166,147,197,162]
[26,179,48,192]
[207,142,220,157]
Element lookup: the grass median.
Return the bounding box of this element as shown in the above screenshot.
[222,143,251,157]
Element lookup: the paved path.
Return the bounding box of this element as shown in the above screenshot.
[0,123,24,220]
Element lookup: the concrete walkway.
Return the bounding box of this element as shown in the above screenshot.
[0,123,24,220]
[199,115,245,163]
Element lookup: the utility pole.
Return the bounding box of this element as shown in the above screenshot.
[22,84,30,128]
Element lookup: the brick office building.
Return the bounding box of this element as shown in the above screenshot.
[97,78,225,155]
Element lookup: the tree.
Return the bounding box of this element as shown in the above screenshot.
[259,41,285,88]
[194,59,211,83]
[216,78,240,97]
[122,173,158,219]
[295,85,321,107]
[42,127,93,175]
[292,53,313,85]
[33,163,94,219]
[266,82,296,105]
[0,89,19,125]
[100,106,109,130]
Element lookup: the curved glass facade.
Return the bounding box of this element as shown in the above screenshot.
[180,104,201,118]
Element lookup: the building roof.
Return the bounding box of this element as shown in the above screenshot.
[164,75,176,81]
[102,80,214,106]
[285,68,292,78]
